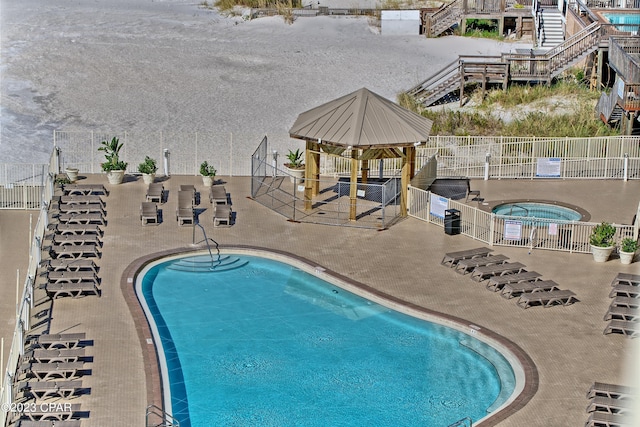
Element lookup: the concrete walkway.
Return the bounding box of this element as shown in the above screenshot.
[1,175,639,426]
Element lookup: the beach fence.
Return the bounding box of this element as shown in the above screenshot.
[407,185,638,253]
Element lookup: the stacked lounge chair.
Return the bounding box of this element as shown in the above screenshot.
[176,190,194,226]
[585,382,637,427]
[604,273,640,338]
[210,185,232,227]
[442,249,578,309]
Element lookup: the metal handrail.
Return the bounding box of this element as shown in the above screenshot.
[146,404,180,427]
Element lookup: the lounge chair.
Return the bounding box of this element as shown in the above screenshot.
[57,202,106,216]
[584,411,631,427]
[470,262,527,282]
[603,320,639,338]
[209,185,228,205]
[23,348,86,363]
[610,273,640,287]
[603,305,640,322]
[16,421,82,427]
[180,185,197,205]
[17,402,82,422]
[55,213,106,226]
[587,382,638,399]
[25,333,87,350]
[516,289,578,309]
[609,284,640,299]
[18,380,84,400]
[45,282,101,299]
[500,280,560,299]
[454,254,509,275]
[63,183,108,196]
[55,194,105,207]
[213,205,232,227]
[48,224,103,236]
[146,182,165,203]
[47,270,99,284]
[440,247,493,267]
[176,190,194,226]
[51,234,101,246]
[609,296,640,309]
[486,271,542,290]
[49,244,100,260]
[586,395,636,414]
[41,259,98,273]
[140,202,159,225]
[19,362,86,381]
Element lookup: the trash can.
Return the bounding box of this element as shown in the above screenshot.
[444,209,461,235]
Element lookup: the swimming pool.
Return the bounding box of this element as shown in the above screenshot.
[492,202,582,222]
[137,253,519,427]
[603,13,640,32]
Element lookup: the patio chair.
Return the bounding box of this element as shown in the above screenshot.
[62,183,108,196]
[465,179,481,202]
[209,185,228,205]
[500,280,560,299]
[18,361,87,381]
[56,194,105,207]
[584,412,630,427]
[55,213,106,226]
[146,183,165,203]
[57,202,106,216]
[609,296,640,309]
[213,205,232,227]
[41,259,98,273]
[176,190,194,226]
[17,380,84,400]
[49,244,100,260]
[49,223,103,236]
[51,234,102,246]
[470,262,527,282]
[140,202,159,225]
[515,289,578,309]
[454,254,509,275]
[16,420,82,427]
[603,320,639,338]
[47,270,99,284]
[609,284,640,298]
[23,348,86,363]
[17,402,82,422]
[440,247,493,267]
[180,185,197,205]
[586,382,638,399]
[586,395,635,414]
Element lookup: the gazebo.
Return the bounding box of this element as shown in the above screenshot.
[289,87,434,221]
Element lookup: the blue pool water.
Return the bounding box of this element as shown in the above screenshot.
[492,202,581,222]
[140,254,516,427]
[603,13,640,32]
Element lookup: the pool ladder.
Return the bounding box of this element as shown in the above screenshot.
[448,416,473,427]
[508,204,529,217]
[145,404,180,427]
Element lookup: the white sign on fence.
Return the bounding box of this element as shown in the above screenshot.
[536,157,561,177]
[430,196,448,218]
[504,220,523,240]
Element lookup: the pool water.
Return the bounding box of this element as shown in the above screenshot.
[603,13,640,32]
[140,254,515,427]
[492,202,581,222]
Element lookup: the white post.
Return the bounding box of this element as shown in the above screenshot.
[623,153,629,182]
[29,214,32,249]
[16,270,19,317]
[484,153,491,180]
[229,132,233,177]
[163,149,170,177]
[272,150,278,177]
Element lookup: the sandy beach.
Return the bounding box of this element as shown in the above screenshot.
[0,0,532,164]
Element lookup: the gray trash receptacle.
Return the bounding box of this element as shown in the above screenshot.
[444,209,461,235]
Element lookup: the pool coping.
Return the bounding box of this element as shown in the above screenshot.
[479,198,591,222]
[121,245,539,426]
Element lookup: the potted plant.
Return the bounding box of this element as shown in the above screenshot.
[64,166,79,183]
[619,237,638,265]
[138,156,158,185]
[199,161,216,187]
[589,221,616,263]
[98,137,128,185]
[283,148,305,183]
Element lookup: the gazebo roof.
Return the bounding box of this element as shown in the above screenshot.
[289,87,433,149]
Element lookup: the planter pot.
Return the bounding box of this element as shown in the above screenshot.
[590,244,615,263]
[106,170,125,185]
[142,173,156,185]
[284,165,305,184]
[619,250,636,265]
[65,168,79,183]
[202,176,214,187]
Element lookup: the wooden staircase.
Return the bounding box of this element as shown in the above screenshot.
[425,0,464,37]
[408,22,603,107]
[537,7,564,48]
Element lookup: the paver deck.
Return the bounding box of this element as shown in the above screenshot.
[1,176,639,426]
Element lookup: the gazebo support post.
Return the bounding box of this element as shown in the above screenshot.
[361,159,369,184]
[304,140,320,210]
[349,149,359,221]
